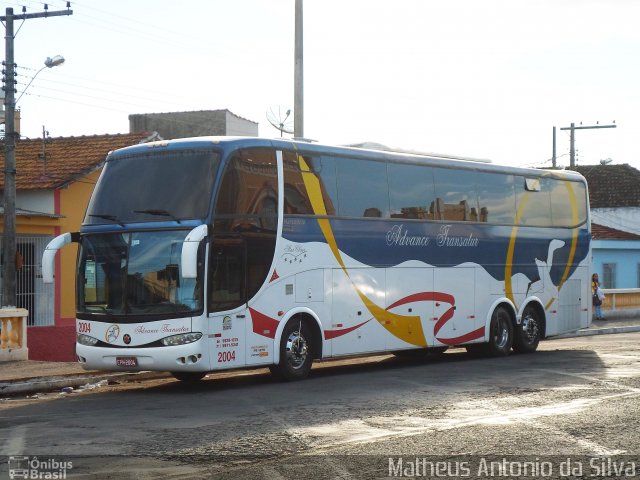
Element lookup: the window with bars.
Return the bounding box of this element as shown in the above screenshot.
[0,235,55,326]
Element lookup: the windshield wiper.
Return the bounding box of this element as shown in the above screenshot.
[133,209,181,224]
[88,213,125,227]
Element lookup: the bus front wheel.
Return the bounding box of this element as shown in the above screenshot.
[271,319,313,381]
[513,305,541,353]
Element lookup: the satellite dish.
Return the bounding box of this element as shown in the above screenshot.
[266,106,294,137]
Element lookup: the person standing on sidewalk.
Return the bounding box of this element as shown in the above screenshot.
[592,273,605,321]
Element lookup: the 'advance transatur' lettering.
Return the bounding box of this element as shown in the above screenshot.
[386,224,479,248]
[386,224,431,247]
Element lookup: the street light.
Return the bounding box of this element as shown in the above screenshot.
[2,54,64,308]
[15,55,65,104]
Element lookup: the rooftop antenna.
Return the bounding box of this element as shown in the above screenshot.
[38,125,51,177]
[266,106,294,137]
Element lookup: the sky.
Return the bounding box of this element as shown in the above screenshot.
[2,0,639,170]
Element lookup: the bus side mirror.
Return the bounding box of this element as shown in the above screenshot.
[181,225,208,279]
[42,232,79,283]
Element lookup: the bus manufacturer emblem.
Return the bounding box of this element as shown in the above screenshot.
[105,325,120,343]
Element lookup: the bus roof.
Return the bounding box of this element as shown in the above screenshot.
[109,136,586,183]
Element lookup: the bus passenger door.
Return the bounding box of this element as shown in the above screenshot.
[208,236,247,369]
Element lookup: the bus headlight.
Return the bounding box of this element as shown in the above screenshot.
[77,333,99,346]
[161,332,202,346]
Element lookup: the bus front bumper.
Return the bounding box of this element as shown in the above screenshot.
[76,342,209,372]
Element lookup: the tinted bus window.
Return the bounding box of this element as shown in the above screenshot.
[516,176,552,227]
[86,150,218,225]
[213,148,278,232]
[336,157,389,218]
[433,168,480,222]
[281,151,339,216]
[283,151,314,214]
[388,162,436,219]
[550,179,587,227]
[476,172,517,224]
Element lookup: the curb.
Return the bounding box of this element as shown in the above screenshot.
[0,371,168,397]
[552,324,640,340]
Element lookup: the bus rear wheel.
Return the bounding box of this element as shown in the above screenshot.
[486,305,513,356]
[513,305,541,353]
[171,372,206,382]
[271,319,313,381]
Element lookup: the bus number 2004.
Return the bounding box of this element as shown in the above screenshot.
[218,351,236,363]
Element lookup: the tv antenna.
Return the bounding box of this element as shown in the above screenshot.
[266,106,294,137]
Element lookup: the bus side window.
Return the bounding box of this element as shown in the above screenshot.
[283,151,337,216]
[336,156,389,218]
[516,176,552,227]
[433,168,479,222]
[388,162,435,220]
[476,172,516,224]
[550,179,587,227]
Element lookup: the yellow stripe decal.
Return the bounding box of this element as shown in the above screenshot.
[505,193,530,304]
[558,180,579,291]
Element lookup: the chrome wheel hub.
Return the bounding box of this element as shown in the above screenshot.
[521,314,539,343]
[285,330,308,370]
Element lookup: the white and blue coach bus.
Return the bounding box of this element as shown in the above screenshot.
[43,137,591,381]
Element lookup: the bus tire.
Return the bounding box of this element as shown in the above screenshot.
[171,372,206,382]
[486,305,513,357]
[513,304,541,353]
[271,319,313,381]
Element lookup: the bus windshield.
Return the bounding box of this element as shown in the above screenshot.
[85,149,219,225]
[77,230,203,320]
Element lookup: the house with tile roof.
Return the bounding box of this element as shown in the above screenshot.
[0,132,155,360]
[571,164,640,235]
[570,164,640,289]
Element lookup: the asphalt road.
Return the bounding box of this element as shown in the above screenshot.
[1,332,639,479]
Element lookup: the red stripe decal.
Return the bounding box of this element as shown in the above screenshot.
[433,306,456,337]
[249,308,279,339]
[436,327,485,346]
[324,319,371,340]
[387,292,455,310]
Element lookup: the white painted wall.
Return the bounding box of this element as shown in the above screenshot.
[16,190,55,215]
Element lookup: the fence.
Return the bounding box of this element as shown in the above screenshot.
[601,288,640,312]
[0,235,55,326]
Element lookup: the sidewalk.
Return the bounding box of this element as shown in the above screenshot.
[2,315,640,397]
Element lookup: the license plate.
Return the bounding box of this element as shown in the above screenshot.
[116,356,138,367]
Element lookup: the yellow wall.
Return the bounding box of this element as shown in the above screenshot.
[58,169,102,320]
[0,170,101,321]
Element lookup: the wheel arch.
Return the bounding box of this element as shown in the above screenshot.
[483,298,518,342]
[272,307,324,365]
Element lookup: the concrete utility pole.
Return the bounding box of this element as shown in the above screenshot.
[1,5,72,308]
[552,126,557,168]
[560,122,616,167]
[294,0,303,138]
